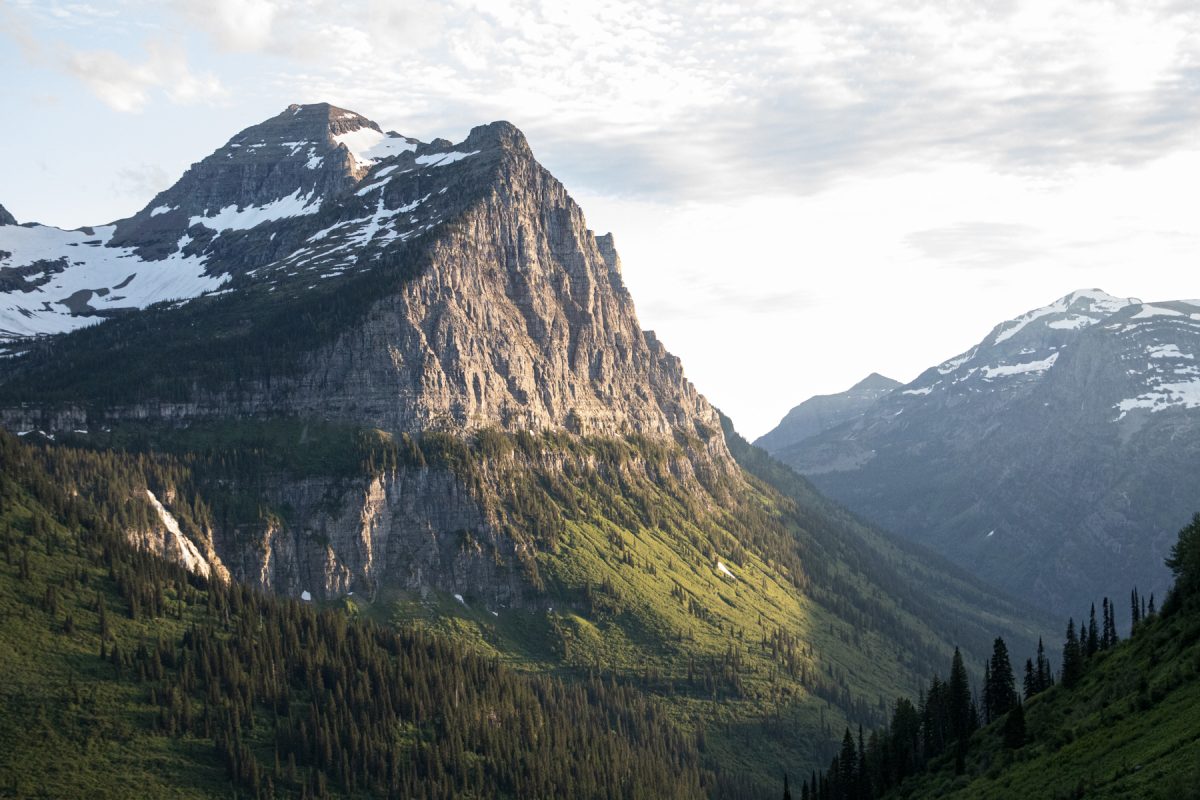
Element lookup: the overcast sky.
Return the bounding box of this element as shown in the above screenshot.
[3,0,1198,438]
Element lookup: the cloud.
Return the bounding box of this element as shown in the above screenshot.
[175,0,278,52]
[905,223,1044,270]
[113,163,172,202]
[63,41,224,112]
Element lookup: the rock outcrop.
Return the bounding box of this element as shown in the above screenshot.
[0,204,15,226]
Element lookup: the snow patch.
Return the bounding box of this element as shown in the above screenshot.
[980,352,1059,378]
[300,590,312,602]
[189,188,320,232]
[1116,379,1200,419]
[149,204,174,217]
[1147,344,1193,360]
[1047,315,1098,330]
[716,561,736,580]
[1131,305,1184,319]
[454,593,466,606]
[0,223,226,340]
[415,150,480,167]
[334,128,415,166]
[901,386,933,396]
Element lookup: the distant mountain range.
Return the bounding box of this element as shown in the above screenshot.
[758,288,1200,616]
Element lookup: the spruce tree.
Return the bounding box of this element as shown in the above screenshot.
[947,648,975,743]
[1061,618,1083,688]
[1023,658,1037,701]
[1131,588,1141,626]
[1002,702,1026,749]
[783,773,793,800]
[986,637,1017,719]
[1086,604,1099,657]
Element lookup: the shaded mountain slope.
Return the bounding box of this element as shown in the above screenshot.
[768,289,1200,616]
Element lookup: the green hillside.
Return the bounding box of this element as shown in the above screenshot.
[0,428,724,799]
[801,516,1200,800]
[0,416,1051,793]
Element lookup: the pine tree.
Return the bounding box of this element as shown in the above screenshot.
[783,772,793,800]
[1131,587,1141,627]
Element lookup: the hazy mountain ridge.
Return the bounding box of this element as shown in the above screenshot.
[764,289,1200,615]
[755,372,900,454]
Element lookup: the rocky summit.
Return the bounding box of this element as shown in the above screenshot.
[0,102,724,446]
[763,288,1200,616]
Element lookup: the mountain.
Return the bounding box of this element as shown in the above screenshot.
[0,103,1051,789]
[765,288,1200,617]
[755,372,900,454]
[0,203,15,226]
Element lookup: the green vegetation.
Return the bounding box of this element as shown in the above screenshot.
[799,515,1200,799]
[0,428,725,798]
[1,415,1050,792]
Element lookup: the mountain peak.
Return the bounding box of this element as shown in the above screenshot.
[989,287,1139,346]
[0,203,15,226]
[850,372,900,392]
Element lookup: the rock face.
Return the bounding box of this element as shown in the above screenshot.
[755,372,899,454]
[214,465,530,603]
[0,204,15,226]
[0,103,734,592]
[767,289,1200,616]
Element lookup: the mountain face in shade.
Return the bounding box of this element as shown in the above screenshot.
[755,372,899,454]
[0,204,16,226]
[765,289,1200,616]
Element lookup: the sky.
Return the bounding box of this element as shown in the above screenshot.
[2,0,1198,438]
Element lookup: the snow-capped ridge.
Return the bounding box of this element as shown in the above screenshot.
[991,288,1138,345]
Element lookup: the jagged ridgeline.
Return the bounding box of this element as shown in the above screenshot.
[0,104,1049,790]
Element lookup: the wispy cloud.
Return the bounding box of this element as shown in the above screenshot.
[63,41,225,112]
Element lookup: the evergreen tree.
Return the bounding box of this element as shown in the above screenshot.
[1034,637,1052,693]
[783,772,793,800]
[1102,597,1118,648]
[1002,702,1026,749]
[1086,604,1099,657]
[1023,658,1037,701]
[838,729,857,799]
[1061,618,1083,689]
[985,637,1017,720]
[1131,587,1141,626]
[947,648,975,743]
[1165,513,1200,608]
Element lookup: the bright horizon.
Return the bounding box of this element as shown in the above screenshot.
[3,0,1197,438]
